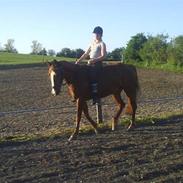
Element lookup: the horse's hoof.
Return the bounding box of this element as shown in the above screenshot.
[68,136,73,141]
[127,124,135,131]
[112,122,116,131]
[68,134,77,141]
[94,129,99,135]
[112,125,117,131]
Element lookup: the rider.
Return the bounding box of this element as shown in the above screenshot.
[76,26,107,104]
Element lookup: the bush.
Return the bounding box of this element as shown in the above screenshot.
[167,36,183,67]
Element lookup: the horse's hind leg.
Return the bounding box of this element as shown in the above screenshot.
[69,98,83,141]
[83,101,98,134]
[125,93,137,130]
[112,93,126,131]
[125,97,133,115]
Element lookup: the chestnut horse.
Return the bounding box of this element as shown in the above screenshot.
[48,60,139,141]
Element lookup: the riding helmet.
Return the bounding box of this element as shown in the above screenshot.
[93,26,103,35]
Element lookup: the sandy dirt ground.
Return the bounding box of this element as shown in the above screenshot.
[0,65,182,182]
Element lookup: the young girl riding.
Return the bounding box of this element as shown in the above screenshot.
[76,26,107,104]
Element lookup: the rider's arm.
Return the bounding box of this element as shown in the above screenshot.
[76,47,91,64]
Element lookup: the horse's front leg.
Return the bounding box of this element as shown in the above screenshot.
[83,101,98,134]
[69,98,83,141]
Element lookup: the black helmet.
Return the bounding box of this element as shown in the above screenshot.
[93,26,103,35]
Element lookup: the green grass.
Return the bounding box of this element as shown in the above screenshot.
[0,52,75,65]
[126,60,183,73]
[1,52,182,73]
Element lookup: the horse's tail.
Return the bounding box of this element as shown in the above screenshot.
[134,66,140,95]
[125,65,140,115]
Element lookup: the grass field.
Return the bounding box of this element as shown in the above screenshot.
[0,52,75,65]
[1,52,183,73]
[126,60,183,74]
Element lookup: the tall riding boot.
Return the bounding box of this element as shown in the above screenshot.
[91,83,99,105]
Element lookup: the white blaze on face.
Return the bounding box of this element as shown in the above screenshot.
[50,70,56,95]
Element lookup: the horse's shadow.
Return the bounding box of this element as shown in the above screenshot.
[136,114,183,127]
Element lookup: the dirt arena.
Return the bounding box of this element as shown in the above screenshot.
[0,64,183,182]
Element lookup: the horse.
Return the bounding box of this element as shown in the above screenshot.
[48,60,139,141]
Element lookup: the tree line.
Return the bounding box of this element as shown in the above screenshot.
[1,33,183,67]
[123,33,183,67]
[0,40,85,58]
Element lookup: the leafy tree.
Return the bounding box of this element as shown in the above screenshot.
[57,48,71,57]
[62,48,72,57]
[57,48,85,58]
[124,33,147,62]
[48,49,56,56]
[167,36,183,66]
[75,48,85,58]
[107,48,124,61]
[31,40,42,55]
[140,34,168,65]
[57,50,63,57]
[70,50,76,58]
[4,39,18,53]
[38,48,47,55]
[106,52,112,60]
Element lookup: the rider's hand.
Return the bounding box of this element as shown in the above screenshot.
[75,60,80,64]
[87,59,95,65]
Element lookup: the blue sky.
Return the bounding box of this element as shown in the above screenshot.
[0,0,183,53]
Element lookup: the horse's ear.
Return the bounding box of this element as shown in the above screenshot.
[47,62,51,67]
[52,59,58,66]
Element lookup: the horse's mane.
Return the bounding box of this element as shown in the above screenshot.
[58,60,88,70]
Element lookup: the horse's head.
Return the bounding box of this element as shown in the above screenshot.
[48,60,64,96]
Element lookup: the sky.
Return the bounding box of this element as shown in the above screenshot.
[0,0,183,53]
